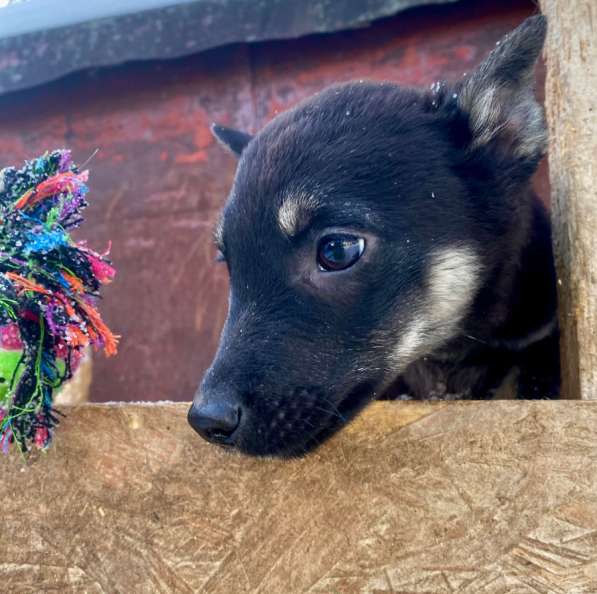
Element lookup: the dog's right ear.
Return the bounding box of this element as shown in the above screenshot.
[211,123,252,157]
[456,15,547,166]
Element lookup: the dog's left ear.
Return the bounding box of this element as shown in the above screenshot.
[457,15,547,165]
[211,123,253,157]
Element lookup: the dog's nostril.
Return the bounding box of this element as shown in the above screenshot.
[187,400,241,445]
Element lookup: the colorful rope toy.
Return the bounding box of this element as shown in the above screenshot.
[0,150,117,453]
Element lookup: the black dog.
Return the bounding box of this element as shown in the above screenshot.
[188,16,559,457]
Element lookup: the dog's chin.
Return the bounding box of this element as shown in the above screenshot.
[233,382,377,458]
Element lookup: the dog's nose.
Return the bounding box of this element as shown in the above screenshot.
[187,399,241,445]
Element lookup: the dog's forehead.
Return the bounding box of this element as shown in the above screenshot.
[216,189,319,251]
[276,191,320,237]
[219,82,436,246]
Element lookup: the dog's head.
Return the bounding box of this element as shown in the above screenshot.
[188,16,547,456]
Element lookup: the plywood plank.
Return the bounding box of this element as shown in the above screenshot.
[2,401,597,593]
[540,0,597,399]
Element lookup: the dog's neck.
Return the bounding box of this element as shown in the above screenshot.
[464,192,557,352]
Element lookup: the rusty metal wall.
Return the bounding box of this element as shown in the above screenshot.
[0,0,544,402]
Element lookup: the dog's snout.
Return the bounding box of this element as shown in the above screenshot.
[187,398,241,445]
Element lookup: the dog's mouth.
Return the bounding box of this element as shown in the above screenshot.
[272,381,376,458]
[206,381,378,458]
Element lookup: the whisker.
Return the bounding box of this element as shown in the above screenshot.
[464,333,490,346]
[311,404,339,418]
[318,397,348,424]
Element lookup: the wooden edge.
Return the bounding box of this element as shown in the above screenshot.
[3,400,597,592]
[540,0,597,399]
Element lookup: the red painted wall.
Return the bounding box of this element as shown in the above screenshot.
[0,0,545,402]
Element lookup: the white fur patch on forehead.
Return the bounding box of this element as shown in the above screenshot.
[391,245,482,367]
[278,193,319,237]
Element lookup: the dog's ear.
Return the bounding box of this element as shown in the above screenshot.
[456,15,547,165]
[211,123,252,157]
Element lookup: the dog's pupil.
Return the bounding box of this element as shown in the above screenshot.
[317,235,365,271]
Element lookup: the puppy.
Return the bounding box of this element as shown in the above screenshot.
[188,15,559,457]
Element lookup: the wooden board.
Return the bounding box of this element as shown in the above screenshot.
[2,401,597,593]
[541,0,597,399]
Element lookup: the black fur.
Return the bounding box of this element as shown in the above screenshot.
[189,16,559,457]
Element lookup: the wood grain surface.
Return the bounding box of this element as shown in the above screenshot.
[540,0,597,400]
[2,401,597,593]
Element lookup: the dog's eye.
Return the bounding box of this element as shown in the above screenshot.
[317,234,365,272]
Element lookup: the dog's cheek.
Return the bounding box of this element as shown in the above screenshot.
[379,245,482,374]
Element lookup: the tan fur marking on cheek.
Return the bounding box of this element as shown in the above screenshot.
[390,246,482,371]
[278,193,319,237]
[427,246,482,324]
[393,317,427,363]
